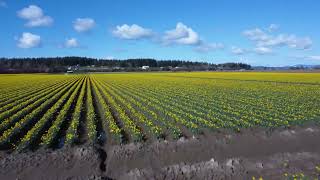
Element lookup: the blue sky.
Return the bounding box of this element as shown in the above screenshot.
[0,0,319,66]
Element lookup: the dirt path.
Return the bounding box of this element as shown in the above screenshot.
[0,125,319,180]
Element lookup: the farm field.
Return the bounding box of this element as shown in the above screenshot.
[0,72,320,150]
[0,72,320,179]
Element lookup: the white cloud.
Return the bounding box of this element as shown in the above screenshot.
[306,56,320,61]
[231,46,247,55]
[285,36,312,50]
[0,1,7,7]
[105,56,115,60]
[195,43,224,53]
[64,38,79,48]
[163,22,200,45]
[17,32,41,48]
[25,16,53,27]
[268,24,279,32]
[243,28,312,50]
[254,47,273,55]
[73,18,95,32]
[291,55,320,61]
[17,5,53,27]
[18,5,43,19]
[256,34,312,50]
[161,22,223,53]
[243,28,270,41]
[112,24,153,40]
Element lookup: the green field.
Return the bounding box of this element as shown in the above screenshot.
[0,72,319,151]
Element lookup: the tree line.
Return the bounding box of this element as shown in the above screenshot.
[0,57,252,73]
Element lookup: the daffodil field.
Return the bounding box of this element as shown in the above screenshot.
[0,72,319,150]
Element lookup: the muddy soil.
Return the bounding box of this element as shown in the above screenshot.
[0,125,320,180]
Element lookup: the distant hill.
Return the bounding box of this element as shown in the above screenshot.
[252,64,320,71]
